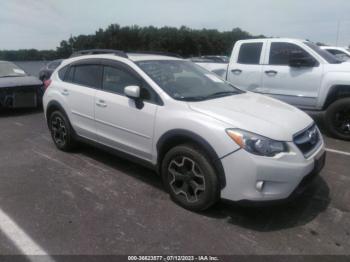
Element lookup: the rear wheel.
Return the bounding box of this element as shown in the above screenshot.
[325,98,350,140]
[49,110,76,151]
[161,144,219,211]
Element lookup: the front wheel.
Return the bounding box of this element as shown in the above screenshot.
[161,144,220,211]
[325,98,350,140]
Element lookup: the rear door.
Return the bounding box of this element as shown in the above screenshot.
[94,60,159,161]
[58,59,102,140]
[227,40,266,92]
[262,40,323,109]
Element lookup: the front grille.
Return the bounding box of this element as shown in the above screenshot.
[293,124,321,158]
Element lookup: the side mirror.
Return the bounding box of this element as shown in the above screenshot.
[289,52,316,68]
[124,85,140,99]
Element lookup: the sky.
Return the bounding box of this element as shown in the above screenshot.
[1,0,350,50]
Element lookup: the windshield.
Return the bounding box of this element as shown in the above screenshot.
[0,61,27,77]
[136,60,242,101]
[304,42,342,64]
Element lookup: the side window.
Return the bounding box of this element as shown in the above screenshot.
[102,66,158,103]
[72,65,102,88]
[269,42,311,65]
[103,66,140,95]
[140,81,158,103]
[237,43,263,65]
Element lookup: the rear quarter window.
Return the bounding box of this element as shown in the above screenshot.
[58,66,68,80]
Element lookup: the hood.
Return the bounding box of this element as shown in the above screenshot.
[0,75,42,89]
[188,92,313,141]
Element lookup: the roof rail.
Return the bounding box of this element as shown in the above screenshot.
[70,49,128,58]
[129,51,183,58]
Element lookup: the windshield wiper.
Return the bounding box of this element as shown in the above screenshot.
[177,96,207,101]
[204,91,238,99]
[178,91,238,102]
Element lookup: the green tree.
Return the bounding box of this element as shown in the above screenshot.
[0,24,266,60]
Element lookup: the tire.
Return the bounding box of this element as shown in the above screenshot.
[325,98,350,140]
[161,144,220,211]
[48,110,76,151]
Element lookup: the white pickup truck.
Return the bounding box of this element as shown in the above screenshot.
[196,38,350,140]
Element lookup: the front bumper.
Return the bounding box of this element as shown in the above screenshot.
[220,141,325,202]
[0,86,43,108]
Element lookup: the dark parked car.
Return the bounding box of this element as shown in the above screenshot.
[38,59,63,81]
[0,61,43,108]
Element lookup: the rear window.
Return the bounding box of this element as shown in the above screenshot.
[237,42,263,65]
[72,65,102,88]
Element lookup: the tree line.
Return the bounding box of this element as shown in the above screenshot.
[0,24,265,61]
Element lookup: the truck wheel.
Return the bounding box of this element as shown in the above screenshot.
[161,144,220,211]
[325,98,350,140]
[49,110,76,151]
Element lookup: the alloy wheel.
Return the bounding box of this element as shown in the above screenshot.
[168,156,206,203]
[51,116,67,146]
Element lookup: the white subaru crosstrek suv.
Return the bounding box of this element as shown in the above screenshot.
[43,50,326,211]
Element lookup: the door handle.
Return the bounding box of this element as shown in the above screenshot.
[265,70,278,75]
[96,100,107,108]
[231,69,242,74]
[61,89,69,96]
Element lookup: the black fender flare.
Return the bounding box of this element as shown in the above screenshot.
[45,100,76,135]
[324,85,350,109]
[46,100,66,120]
[157,129,226,189]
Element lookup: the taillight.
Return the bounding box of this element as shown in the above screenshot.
[43,79,52,91]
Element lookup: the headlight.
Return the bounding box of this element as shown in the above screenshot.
[226,129,288,157]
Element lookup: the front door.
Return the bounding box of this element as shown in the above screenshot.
[262,41,323,109]
[95,63,158,161]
